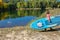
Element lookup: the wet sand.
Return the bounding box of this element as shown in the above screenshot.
[0,26,60,40]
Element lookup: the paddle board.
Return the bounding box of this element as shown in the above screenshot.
[30,16,60,30]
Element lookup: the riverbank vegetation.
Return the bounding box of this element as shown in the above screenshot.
[0,0,60,20]
[0,0,60,11]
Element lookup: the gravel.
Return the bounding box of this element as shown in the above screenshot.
[0,26,60,40]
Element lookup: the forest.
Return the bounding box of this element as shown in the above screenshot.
[0,0,60,11]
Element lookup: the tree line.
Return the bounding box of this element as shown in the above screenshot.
[0,0,60,11]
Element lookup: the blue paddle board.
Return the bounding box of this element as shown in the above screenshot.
[30,16,60,30]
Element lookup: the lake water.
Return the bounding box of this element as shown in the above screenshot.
[0,10,45,28]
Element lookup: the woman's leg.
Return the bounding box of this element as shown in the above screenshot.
[45,29,47,31]
[50,27,53,30]
[50,19,52,23]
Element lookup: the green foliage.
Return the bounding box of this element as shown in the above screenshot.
[0,0,59,10]
[17,2,20,8]
[3,3,9,8]
[16,0,58,8]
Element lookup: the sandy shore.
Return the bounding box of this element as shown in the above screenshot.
[0,26,60,40]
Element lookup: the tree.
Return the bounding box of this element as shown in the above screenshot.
[40,2,46,10]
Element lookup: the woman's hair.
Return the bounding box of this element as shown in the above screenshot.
[47,10,50,14]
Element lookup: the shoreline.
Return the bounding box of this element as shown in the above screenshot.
[0,26,60,40]
[16,8,53,10]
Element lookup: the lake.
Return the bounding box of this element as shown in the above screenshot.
[0,10,45,28]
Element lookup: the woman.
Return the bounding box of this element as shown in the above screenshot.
[45,10,52,31]
[46,10,51,23]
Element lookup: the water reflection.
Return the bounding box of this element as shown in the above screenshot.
[0,10,45,20]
